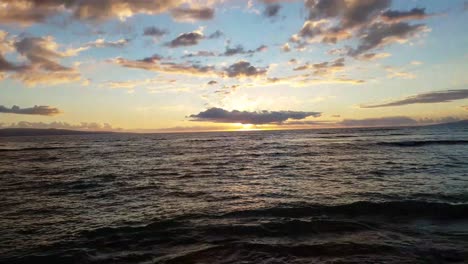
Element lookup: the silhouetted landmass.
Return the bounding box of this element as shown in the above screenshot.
[425,119,468,128]
[0,128,113,137]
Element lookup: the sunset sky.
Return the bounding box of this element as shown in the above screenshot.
[0,0,467,132]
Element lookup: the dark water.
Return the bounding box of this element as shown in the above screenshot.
[1,126,468,263]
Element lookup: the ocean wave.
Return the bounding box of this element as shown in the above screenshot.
[0,146,89,152]
[377,140,468,147]
[222,201,468,219]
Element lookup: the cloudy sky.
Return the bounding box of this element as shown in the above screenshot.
[0,0,467,132]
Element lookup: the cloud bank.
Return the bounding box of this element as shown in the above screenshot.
[0,105,61,116]
[189,107,321,124]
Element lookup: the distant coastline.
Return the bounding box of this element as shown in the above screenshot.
[0,128,114,137]
[0,120,466,137]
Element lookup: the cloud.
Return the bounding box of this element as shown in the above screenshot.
[264,4,281,17]
[222,44,268,56]
[0,105,61,116]
[281,43,291,52]
[339,116,418,127]
[293,58,345,76]
[2,121,119,131]
[384,66,415,79]
[339,116,468,127]
[0,0,218,25]
[167,30,204,48]
[143,26,168,37]
[85,38,130,48]
[348,22,427,56]
[170,7,215,22]
[113,56,218,77]
[307,0,390,28]
[292,0,429,54]
[224,61,267,78]
[182,50,217,58]
[356,52,391,61]
[0,35,84,86]
[208,30,224,39]
[361,89,468,108]
[207,80,217,85]
[381,8,429,23]
[189,107,321,124]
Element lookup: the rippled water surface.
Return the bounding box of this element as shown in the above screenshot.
[1,126,468,263]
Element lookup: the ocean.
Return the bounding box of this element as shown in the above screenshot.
[1,125,467,263]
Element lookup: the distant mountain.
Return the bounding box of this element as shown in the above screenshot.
[425,120,468,128]
[0,128,114,137]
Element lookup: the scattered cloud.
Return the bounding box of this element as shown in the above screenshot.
[384,66,416,79]
[189,107,321,124]
[222,44,267,56]
[170,7,215,22]
[182,50,217,58]
[0,105,61,116]
[348,22,428,56]
[167,30,204,48]
[293,58,345,77]
[281,43,291,52]
[224,61,267,78]
[207,80,218,85]
[0,35,84,86]
[0,0,217,25]
[264,4,281,18]
[85,38,130,48]
[208,30,224,39]
[361,89,468,108]
[143,26,168,37]
[113,56,218,77]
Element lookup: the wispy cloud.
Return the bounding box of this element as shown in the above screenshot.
[361,89,468,108]
[0,105,61,116]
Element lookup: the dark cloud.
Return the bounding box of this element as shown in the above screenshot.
[0,105,61,116]
[182,51,217,58]
[0,55,22,71]
[0,35,82,86]
[170,7,215,22]
[295,0,428,52]
[189,107,321,124]
[114,56,218,77]
[293,58,345,76]
[208,30,224,39]
[306,0,390,28]
[207,80,218,85]
[224,61,267,78]
[0,1,205,25]
[361,89,468,108]
[143,26,168,37]
[349,22,427,56]
[264,4,281,17]
[167,31,204,48]
[381,8,428,23]
[222,45,268,56]
[339,116,418,127]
